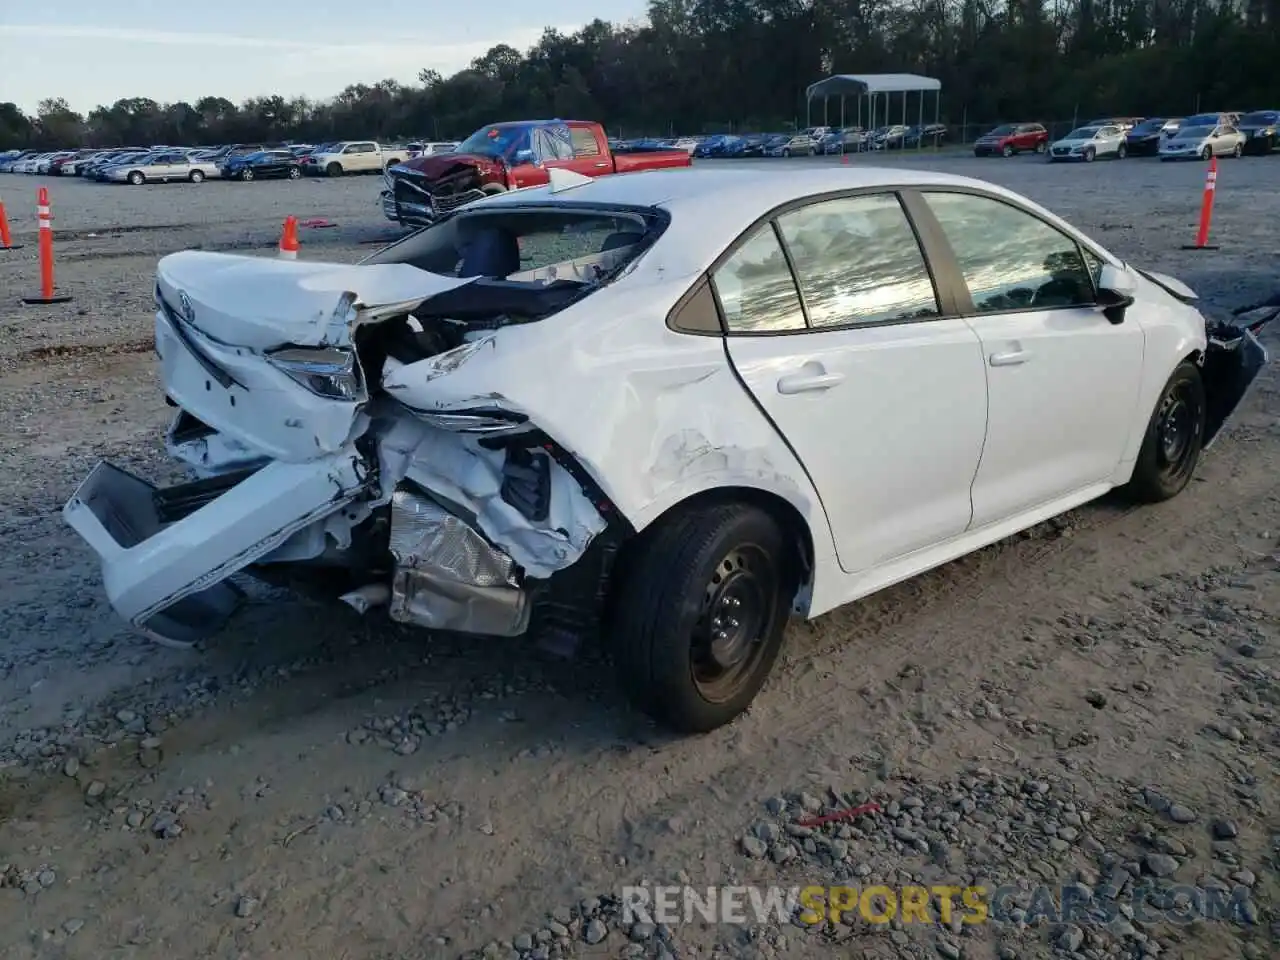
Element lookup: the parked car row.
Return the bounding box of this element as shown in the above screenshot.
[670,124,949,159]
[973,111,1279,162]
[0,138,461,184]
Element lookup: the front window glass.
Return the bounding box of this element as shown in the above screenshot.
[922,192,1096,313]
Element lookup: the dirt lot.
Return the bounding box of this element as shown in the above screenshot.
[0,155,1277,960]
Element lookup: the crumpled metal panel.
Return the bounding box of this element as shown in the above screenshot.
[387,486,529,636]
[388,488,517,588]
[390,567,530,637]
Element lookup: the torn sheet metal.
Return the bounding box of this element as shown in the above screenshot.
[375,416,607,579]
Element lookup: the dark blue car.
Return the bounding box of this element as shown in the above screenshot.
[222,149,302,182]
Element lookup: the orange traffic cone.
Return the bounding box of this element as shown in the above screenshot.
[0,192,21,250]
[278,216,299,259]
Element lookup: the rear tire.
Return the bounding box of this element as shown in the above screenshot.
[1116,143,1127,159]
[1124,361,1206,503]
[1035,141,1046,153]
[1201,146,1212,160]
[610,503,796,733]
[288,166,301,179]
[1232,143,1242,158]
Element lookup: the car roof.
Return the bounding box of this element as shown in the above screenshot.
[474,165,1056,276]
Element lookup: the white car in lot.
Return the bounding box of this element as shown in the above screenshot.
[63,166,1269,733]
[1047,125,1127,161]
[1158,123,1246,161]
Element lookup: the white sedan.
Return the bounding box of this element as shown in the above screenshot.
[1046,125,1127,161]
[63,166,1270,732]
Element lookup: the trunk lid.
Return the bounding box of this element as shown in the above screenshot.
[156,250,477,350]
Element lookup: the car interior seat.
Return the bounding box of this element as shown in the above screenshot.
[456,228,523,278]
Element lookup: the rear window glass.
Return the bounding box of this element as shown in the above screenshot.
[362,207,662,285]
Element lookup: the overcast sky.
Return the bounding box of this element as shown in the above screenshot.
[3,2,645,115]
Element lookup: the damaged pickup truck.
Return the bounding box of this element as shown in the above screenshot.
[380,118,692,227]
[65,165,1276,733]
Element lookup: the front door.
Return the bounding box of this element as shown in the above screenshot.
[718,192,990,575]
[917,190,1145,528]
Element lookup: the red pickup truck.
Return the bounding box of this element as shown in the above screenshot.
[380,119,692,226]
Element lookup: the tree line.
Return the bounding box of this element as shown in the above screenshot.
[2,0,1277,151]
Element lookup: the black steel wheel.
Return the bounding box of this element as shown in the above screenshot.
[611,502,797,732]
[691,544,777,704]
[1125,361,1206,503]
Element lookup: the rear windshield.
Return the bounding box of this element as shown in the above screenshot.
[363,204,665,287]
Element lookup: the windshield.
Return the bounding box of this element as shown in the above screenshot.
[455,124,532,159]
[987,125,1016,136]
[1132,119,1165,133]
[1176,126,1212,139]
[1240,111,1278,125]
[1066,127,1100,140]
[1183,114,1220,127]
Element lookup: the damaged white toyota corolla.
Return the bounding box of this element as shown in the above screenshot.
[64,165,1271,733]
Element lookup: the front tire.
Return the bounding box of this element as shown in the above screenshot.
[241,168,254,181]
[326,162,343,177]
[128,171,144,186]
[188,169,205,183]
[610,503,796,733]
[1124,361,1206,503]
[288,166,301,179]
[1002,144,1014,157]
[1083,147,1096,162]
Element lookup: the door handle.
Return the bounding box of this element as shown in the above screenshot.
[594,162,609,168]
[989,349,1031,367]
[777,371,844,394]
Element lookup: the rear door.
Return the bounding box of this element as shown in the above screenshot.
[549,124,614,176]
[719,191,989,575]
[914,189,1144,527]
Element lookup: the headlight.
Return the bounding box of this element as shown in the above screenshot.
[266,346,364,400]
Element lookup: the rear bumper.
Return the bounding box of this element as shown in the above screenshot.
[63,455,370,644]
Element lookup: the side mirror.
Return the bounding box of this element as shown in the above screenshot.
[512,149,535,165]
[1096,263,1137,324]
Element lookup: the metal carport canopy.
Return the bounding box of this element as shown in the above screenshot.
[805,74,941,99]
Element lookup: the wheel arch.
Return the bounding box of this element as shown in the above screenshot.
[626,483,818,615]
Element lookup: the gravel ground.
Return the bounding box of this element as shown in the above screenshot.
[0,154,1277,960]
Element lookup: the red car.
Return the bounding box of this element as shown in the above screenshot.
[381,120,692,227]
[972,123,1049,157]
